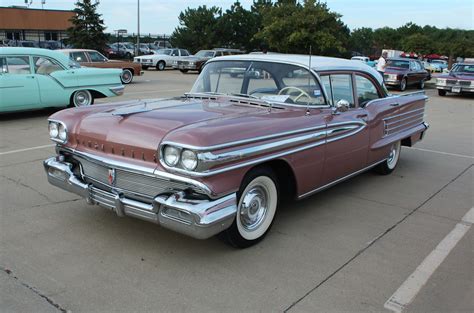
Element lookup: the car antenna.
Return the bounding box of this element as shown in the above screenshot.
[306,45,312,116]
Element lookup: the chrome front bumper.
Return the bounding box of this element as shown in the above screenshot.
[109,85,125,96]
[44,157,237,239]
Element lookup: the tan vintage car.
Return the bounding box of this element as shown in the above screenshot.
[59,49,143,84]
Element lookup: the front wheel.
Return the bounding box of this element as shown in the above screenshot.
[70,90,94,108]
[219,167,279,248]
[179,69,188,73]
[374,141,401,175]
[120,69,133,84]
[438,89,447,96]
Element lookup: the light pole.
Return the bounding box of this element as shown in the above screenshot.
[136,0,140,56]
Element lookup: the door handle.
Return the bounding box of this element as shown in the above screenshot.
[390,102,399,106]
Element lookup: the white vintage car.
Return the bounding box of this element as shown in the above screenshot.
[134,48,190,70]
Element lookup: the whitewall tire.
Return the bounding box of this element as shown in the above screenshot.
[120,69,133,84]
[220,167,279,248]
[375,141,401,175]
[71,90,93,107]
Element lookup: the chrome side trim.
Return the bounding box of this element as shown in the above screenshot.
[161,121,367,177]
[59,147,213,197]
[384,107,424,120]
[162,124,327,151]
[384,112,424,126]
[298,159,386,199]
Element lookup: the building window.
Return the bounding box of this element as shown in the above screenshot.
[44,32,58,41]
[6,31,22,40]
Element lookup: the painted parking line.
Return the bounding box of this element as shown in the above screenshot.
[407,147,474,160]
[0,144,55,156]
[384,207,474,313]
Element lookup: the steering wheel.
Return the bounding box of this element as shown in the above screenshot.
[278,86,311,102]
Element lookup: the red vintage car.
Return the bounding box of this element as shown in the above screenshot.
[44,54,429,248]
[436,62,474,96]
[383,58,430,91]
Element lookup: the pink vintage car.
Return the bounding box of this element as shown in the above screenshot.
[44,54,429,248]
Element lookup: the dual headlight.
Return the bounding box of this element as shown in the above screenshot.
[388,74,398,80]
[436,78,447,85]
[48,121,68,143]
[163,145,198,171]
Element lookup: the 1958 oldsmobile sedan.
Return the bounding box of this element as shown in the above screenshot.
[44,54,429,248]
[0,47,123,113]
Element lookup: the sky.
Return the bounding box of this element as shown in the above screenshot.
[3,0,473,35]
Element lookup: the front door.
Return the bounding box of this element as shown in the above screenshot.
[0,55,40,112]
[319,73,370,185]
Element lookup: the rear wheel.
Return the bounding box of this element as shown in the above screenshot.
[438,89,447,96]
[219,167,279,248]
[418,79,425,89]
[374,141,401,175]
[399,78,407,91]
[70,90,94,108]
[120,69,133,84]
[156,61,165,71]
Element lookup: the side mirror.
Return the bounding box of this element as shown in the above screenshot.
[333,99,350,114]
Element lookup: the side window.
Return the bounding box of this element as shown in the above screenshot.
[355,75,379,107]
[33,57,63,75]
[71,52,88,63]
[180,49,189,56]
[330,74,355,108]
[171,49,179,56]
[6,56,31,74]
[88,51,106,62]
[320,75,333,105]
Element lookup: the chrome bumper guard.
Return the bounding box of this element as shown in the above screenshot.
[109,85,125,96]
[44,157,237,239]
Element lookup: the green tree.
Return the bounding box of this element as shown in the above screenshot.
[350,27,374,56]
[216,2,260,51]
[254,0,350,56]
[67,0,107,52]
[401,33,434,55]
[372,27,401,52]
[170,6,221,53]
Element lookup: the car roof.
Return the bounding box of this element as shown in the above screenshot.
[388,58,414,62]
[209,53,383,83]
[0,47,72,66]
[58,49,98,53]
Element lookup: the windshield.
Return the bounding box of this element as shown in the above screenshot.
[387,60,409,69]
[156,49,172,55]
[190,60,326,106]
[451,64,474,74]
[123,43,134,49]
[196,50,215,58]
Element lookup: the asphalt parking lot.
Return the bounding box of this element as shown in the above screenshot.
[1,70,473,313]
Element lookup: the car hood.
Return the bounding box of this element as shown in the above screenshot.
[50,97,302,168]
[179,56,210,62]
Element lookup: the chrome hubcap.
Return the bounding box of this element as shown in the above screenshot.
[75,92,90,106]
[387,143,399,168]
[239,186,268,230]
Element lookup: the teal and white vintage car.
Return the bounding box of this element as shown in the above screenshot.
[0,47,124,113]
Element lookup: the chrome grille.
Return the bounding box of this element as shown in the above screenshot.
[459,80,471,86]
[76,156,192,198]
[178,61,189,66]
[447,79,457,84]
[383,107,425,137]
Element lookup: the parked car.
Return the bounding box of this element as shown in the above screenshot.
[422,61,436,73]
[39,40,63,50]
[173,49,243,73]
[43,54,429,247]
[0,47,123,113]
[134,48,190,70]
[384,58,430,91]
[430,59,448,72]
[109,43,135,59]
[351,56,376,67]
[436,62,474,96]
[8,40,39,48]
[136,43,154,55]
[59,49,143,84]
[153,41,173,49]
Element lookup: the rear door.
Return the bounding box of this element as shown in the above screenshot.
[0,55,41,112]
[319,73,370,184]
